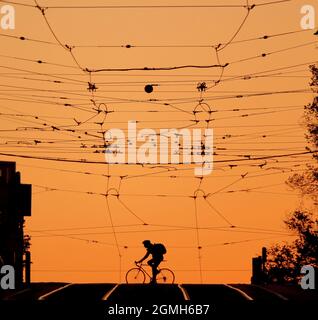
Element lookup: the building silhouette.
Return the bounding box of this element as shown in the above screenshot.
[0,161,31,288]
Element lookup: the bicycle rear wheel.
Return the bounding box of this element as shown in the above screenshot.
[126,268,146,284]
[156,268,175,284]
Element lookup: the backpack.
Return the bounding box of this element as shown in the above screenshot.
[154,243,167,255]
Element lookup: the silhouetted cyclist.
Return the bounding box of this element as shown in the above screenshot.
[136,240,167,284]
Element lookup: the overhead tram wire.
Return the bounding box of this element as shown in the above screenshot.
[29,226,293,237]
[74,29,312,49]
[33,0,85,72]
[0,150,315,165]
[0,27,312,53]
[26,224,292,235]
[1,1,291,9]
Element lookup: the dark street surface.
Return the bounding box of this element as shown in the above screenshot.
[106,284,185,302]
[1,282,317,319]
[1,282,317,302]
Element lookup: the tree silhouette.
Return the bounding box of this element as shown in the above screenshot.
[287,64,318,203]
[267,65,318,283]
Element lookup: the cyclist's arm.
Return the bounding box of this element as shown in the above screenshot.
[136,251,150,263]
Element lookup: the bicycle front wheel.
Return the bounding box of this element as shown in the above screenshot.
[126,268,146,284]
[156,268,175,284]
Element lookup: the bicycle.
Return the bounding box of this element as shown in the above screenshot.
[125,262,175,284]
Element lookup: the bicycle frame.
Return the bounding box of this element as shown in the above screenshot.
[134,263,153,280]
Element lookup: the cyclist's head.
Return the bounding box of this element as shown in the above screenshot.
[142,240,152,248]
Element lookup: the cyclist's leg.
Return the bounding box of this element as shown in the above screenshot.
[151,258,162,283]
[147,259,156,283]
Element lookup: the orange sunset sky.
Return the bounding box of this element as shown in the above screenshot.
[0,0,317,283]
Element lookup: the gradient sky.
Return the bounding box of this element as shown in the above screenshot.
[0,0,317,283]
